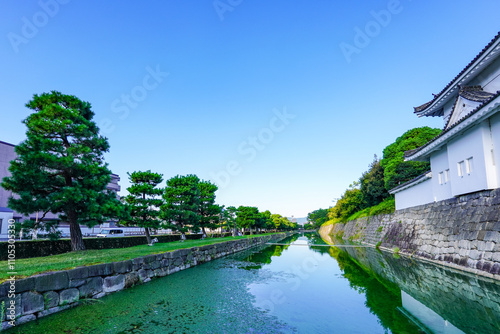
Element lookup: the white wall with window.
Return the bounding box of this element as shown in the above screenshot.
[447,121,493,196]
[430,147,452,201]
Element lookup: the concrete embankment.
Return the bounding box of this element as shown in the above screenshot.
[0,233,292,330]
[319,188,500,280]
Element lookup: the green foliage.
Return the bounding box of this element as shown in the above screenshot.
[375,241,382,249]
[381,127,441,190]
[307,208,329,228]
[376,226,383,233]
[196,180,222,235]
[1,91,123,251]
[162,174,201,237]
[328,186,364,222]
[221,206,238,235]
[236,206,261,234]
[124,170,164,244]
[359,156,390,208]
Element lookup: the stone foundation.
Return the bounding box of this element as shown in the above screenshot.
[0,233,291,330]
[319,188,500,279]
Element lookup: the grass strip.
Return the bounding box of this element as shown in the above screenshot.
[0,234,277,283]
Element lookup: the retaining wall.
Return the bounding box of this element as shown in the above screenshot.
[319,188,500,279]
[0,233,291,331]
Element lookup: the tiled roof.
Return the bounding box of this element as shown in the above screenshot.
[458,85,495,102]
[405,90,500,159]
[413,31,500,115]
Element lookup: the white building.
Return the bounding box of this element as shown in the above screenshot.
[390,32,500,210]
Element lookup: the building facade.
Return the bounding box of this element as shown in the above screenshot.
[390,32,500,210]
[0,140,121,238]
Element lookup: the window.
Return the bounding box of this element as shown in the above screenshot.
[438,172,444,185]
[466,157,473,174]
[444,169,449,182]
[458,161,465,177]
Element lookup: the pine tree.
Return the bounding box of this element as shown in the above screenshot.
[161,174,201,239]
[124,170,164,245]
[1,91,122,251]
[196,180,221,236]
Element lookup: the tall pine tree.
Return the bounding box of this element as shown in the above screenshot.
[196,180,221,236]
[1,91,122,251]
[161,174,201,239]
[124,170,164,245]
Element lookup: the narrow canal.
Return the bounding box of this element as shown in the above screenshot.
[8,233,500,333]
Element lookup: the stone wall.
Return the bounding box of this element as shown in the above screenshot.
[319,188,500,279]
[0,233,291,331]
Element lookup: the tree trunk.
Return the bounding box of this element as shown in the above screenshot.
[68,210,85,251]
[201,226,207,237]
[145,227,152,244]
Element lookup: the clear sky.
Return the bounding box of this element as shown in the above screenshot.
[1,1,499,218]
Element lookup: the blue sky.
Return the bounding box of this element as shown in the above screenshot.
[1,0,499,218]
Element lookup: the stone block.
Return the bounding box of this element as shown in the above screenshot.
[69,278,86,288]
[138,269,148,282]
[37,304,71,318]
[150,261,161,270]
[103,275,125,293]
[154,268,168,278]
[35,272,68,292]
[484,231,500,243]
[79,277,103,298]
[114,260,132,274]
[67,267,89,280]
[0,294,21,320]
[43,291,59,309]
[468,250,480,260]
[14,277,35,295]
[124,272,139,288]
[21,291,44,315]
[59,288,79,305]
[88,263,113,277]
[143,254,157,263]
[478,241,495,252]
[16,314,36,326]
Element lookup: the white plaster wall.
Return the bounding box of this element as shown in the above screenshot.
[447,122,491,196]
[470,56,500,93]
[430,148,452,201]
[394,178,434,210]
[490,112,500,185]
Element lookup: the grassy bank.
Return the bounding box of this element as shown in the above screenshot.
[0,234,277,283]
[322,198,395,227]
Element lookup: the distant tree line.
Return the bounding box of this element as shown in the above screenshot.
[307,127,441,227]
[1,91,297,251]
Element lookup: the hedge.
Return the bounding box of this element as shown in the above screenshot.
[0,233,236,260]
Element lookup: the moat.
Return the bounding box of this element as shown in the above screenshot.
[7,233,500,333]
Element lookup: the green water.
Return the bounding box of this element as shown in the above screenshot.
[7,233,500,333]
